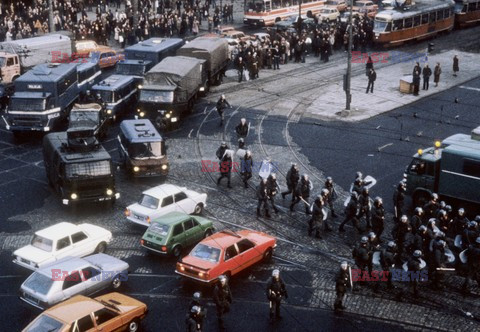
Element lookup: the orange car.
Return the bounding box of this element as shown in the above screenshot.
[75,40,112,58]
[22,293,147,332]
[176,229,276,283]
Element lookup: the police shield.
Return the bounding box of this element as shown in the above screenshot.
[444,248,455,264]
[322,207,328,221]
[403,259,426,271]
[363,175,377,190]
[259,160,273,179]
[459,249,468,264]
[454,235,462,248]
[372,251,381,266]
[236,148,246,160]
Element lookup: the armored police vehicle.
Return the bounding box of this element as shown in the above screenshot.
[43,128,119,206]
[118,119,169,177]
[2,63,78,137]
[405,126,480,213]
[91,74,138,121]
[76,61,101,97]
[68,103,109,140]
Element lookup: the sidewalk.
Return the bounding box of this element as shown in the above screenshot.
[305,50,480,122]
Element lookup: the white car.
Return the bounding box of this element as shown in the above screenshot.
[318,7,340,21]
[13,222,112,271]
[125,184,207,227]
[20,253,129,310]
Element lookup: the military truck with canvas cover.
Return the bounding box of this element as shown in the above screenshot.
[43,128,119,206]
[176,37,229,89]
[137,56,206,129]
[405,126,480,214]
[2,63,78,136]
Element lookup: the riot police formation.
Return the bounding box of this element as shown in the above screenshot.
[290,174,313,215]
[392,180,406,222]
[266,173,280,214]
[216,142,229,161]
[334,262,351,311]
[241,150,253,188]
[235,118,249,139]
[371,197,385,242]
[266,269,288,322]
[217,150,233,188]
[213,275,233,331]
[281,163,300,201]
[339,192,360,233]
[216,94,231,126]
[323,177,338,218]
[309,195,325,239]
[257,178,271,218]
[186,292,206,332]
[351,171,372,195]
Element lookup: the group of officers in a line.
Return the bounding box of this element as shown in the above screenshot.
[186,269,288,331]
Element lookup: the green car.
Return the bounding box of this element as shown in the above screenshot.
[140,212,214,257]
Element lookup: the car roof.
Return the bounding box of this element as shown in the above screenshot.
[143,184,185,198]
[35,222,79,240]
[44,295,104,323]
[36,256,88,276]
[92,74,135,90]
[119,119,163,143]
[16,63,77,84]
[200,230,244,249]
[150,211,193,225]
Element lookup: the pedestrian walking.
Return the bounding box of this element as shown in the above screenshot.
[217,150,233,188]
[241,150,253,188]
[453,55,459,76]
[422,64,432,90]
[216,94,231,126]
[434,62,441,87]
[366,68,376,93]
[309,195,325,238]
[281,163,299,201]
[365,55,373,76]
[273,45,280,70]
[236,57,246,83]
[334,262,351,311]
[213,275,232,331]
[413,69,420,96]
[267,173,280,213]
[257,178,271,218]
[266,269,288,322]
[235,118,249,139]
[216,142,229,160]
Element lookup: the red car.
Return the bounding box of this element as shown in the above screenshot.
[176,229,276,283]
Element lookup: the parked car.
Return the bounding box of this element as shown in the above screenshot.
[74,40,114,59]
[327,0,348,12]
[317,7,341,21]
[96,49,124,69]
[20,253,129,310]
[125,184,207,227]
[353,0,378,11]
[175,229,276,283]
[140,212,214,257]
[22,292,147,332]
[13,222,112,271]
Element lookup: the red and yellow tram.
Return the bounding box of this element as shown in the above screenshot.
[455,0,480,27]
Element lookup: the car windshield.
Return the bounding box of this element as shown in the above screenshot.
[139,90,174,103]
[9,97,47,111]
[70,110,100,126]
[139,194,160,209]
[23,273,54,295]
[31,235,53,252]
[0,57,6,67]
[25,314,64,332]
[149,223,170,236]
[128,142,163,159]
[65,160,111,178]
[374,20,387,32]
[246,0,265,12]
[190,244,221,263]
[94,90,115,103]
[116,63,145,76]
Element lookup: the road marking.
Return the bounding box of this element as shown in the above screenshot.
[378,143,393,151]
[188,129,193,138]
[459,85,480,92]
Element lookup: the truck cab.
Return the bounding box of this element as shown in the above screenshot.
[0,52,21,83]
[43,128,119,206]
[115,59,152,84]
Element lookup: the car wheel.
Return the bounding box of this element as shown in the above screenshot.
[204,229,213,238]
[112,275,122,289]
[194,203,203,215]
[172,245,182,258]
[95,242,107,254]
[263,248,273,263]
[128,319,139,332]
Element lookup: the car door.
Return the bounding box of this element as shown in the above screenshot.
[157,195,176,218]
[173,191,192,214]
[182,218,202,246]
[236,239,258,269]
[92,307,123,332]
[223,245,241,275]
[71,231,92,257]
[81,265,104,295]
[71,314,95,332]
[170,223,186,249]
[55,236,73,261]
[62,271,86,300]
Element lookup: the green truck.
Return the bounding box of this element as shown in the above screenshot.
[405,126,480,213]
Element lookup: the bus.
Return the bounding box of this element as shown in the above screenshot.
[243,0,326,26]
[372,0,455,47]
[454,0,480,27]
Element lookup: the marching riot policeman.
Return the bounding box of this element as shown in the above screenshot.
[411,207,424,234]
[281,163,300,201]
[423,193,440,220]
[267,173,280,213]
[407,250,423,297]
[309,195,325,239]
[290,174,313,215]
[357,187,372,229]
[213,275,233,330]
[241,150,253,188]
[339,192,360,233]
[320,188,333,231]
[323,177,338,218]
[266,269,288,322]
[462,237,480,294]
[235,118,249,139]
[392,180,406,222]
[186,306,204,332]
[334,262,351,311]
[380,241,398,289]
[216,142,229,160]
[257,178,271,218]
[216,94,231,126]
[371,197,385,242]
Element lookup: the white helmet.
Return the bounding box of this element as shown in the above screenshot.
[272,269,280,278]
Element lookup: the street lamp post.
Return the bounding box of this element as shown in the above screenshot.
[345,0,353,110]
[48,0,54,33]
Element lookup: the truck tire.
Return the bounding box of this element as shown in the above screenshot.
[413,190,430,208]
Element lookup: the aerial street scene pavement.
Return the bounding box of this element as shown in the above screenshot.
[1,0,480,331]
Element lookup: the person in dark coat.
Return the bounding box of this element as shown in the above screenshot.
[407,250,423,297]
[216,142,229,160]
[266,269,288,321]
[257,178,271,218]
[235,118,249,139]
[323,177,337,219]
[267,173,280,213]
[216,94,231,126]
[434,62,441,87]
[281,163,299,201]
[241,150,253,188]
[217,150,233,188]
[236,56,246,82]
[309,195,325,238]
[339,192,361,232]
[462,237,480,294]
[334,262,350,311]
[366,68,376,93]
[213,275,232,330]
[290,174,313,215]
[392,180,406,222]
[412,62,421,76]
[371,197,385,242]
[365,55,373,76]
[380,241,398,289]
[422,64,432,90]
[453,55,459,76]
[413,69,420,96]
